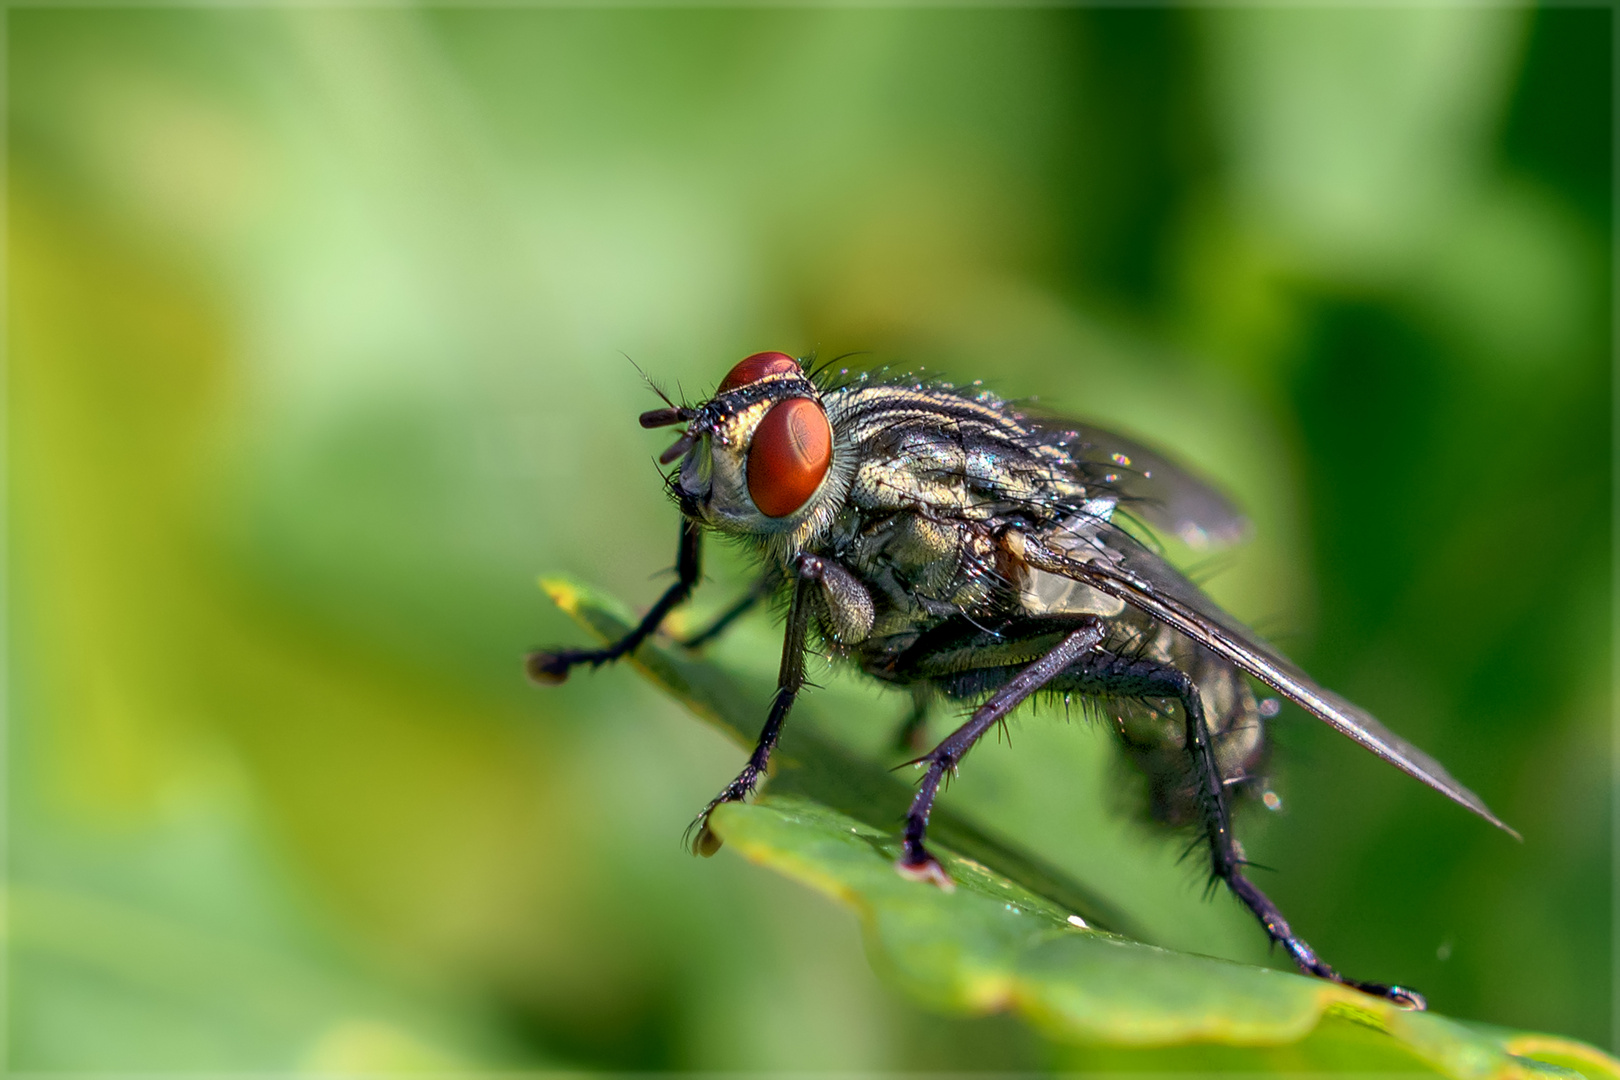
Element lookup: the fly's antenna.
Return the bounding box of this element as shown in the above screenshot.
[623,353,698,434]
[623,352,682,411]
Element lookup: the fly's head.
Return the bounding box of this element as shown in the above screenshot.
[640,352,847,552]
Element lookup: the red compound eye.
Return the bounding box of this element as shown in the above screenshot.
[719,351,801,394]
[747,398,832,518]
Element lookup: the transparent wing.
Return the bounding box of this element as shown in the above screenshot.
[1021,413,1250,549]
[1020,526,1518,838]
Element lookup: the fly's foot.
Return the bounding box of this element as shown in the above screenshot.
[1387,986,1427,1011]
[524,649,574,685]
[894,822,952,893]
[1227,870,1427,1010]
[1342,980,1427,1011]
[896,848,955,892]
[1277,915,1426,1010]
[686,765,765,857]
[684,809,725,857]
[1289,952,1427,1009]
[524,647,620,685]
[690,820,724,858]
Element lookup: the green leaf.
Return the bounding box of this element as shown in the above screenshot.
[544,577,1618,1079]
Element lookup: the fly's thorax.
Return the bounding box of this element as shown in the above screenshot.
[827,513,1011,652]
[669,353,854,558]
[821,383,1092,538]
[833,396,991,519]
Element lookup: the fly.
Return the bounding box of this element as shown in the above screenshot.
[528,350,1516,1010]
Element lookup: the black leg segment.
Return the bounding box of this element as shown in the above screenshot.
[687,567,816,857]
[897,617,1107,888]
[677,571,777,650]
[527,519,702,684]
[1059,649,1428,1010]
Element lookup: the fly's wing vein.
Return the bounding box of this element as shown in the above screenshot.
[1021,536,1518,839]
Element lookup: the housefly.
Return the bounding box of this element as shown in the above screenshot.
[528,351,1516,1009]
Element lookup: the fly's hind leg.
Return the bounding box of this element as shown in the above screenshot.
[1080,652,1427,1010]
[898,618,1107,888]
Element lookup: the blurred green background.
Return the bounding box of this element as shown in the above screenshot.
[7,6,1611,1071]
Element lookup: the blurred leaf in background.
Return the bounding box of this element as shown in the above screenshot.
[7,6,1609,1071]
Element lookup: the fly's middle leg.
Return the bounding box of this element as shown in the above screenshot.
[892,686,934,754]
[897,617,1106,888]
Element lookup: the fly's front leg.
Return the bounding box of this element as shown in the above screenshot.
[688,561,817,857]
[898,617,1107,889]
[1164,666,1428,1010]
[527,519,702,684]
[675,570,778,650]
